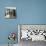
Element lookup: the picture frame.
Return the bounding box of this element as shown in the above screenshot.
[5,7,16,19]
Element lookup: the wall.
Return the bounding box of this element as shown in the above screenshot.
[0,0,46,44]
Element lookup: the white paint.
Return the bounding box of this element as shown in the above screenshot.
[5,15,10,18]
[18,25,20,43]
[13,44,18,46]
[21,30,28,39]
[5,7,16,9]
[32,35,45,41]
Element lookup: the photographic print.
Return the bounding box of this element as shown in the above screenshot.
[18,24,46,46]
[5,7,16,19]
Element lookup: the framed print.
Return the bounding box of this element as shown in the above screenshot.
[5,7,16,19]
